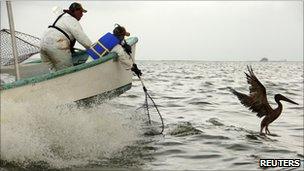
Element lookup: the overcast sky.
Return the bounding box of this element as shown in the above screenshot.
[1,1,303,61]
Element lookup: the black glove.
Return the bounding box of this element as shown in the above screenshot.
[122,43,132,55]
[131,63,142,77]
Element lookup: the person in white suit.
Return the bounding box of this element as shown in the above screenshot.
[40,2,92,71]
[111,24,142,77]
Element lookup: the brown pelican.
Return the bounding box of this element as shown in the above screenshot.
[229,66,298,135]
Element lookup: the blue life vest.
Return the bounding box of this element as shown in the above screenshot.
[87,32,120,60]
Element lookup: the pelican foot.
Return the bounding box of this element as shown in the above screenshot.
[267,133,279,137]
[259,132,266,136]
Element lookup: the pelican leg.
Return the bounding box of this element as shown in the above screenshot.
[260,119,267,135]
[260,125,265,135]
[265,126,271,135]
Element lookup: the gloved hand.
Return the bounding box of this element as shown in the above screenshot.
[131,63,142,77]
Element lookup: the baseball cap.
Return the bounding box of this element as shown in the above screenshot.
[69,2,87,13]
[113,24,130,37]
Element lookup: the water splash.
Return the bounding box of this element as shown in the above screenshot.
[1,99,142,168]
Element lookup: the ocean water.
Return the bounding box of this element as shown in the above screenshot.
[1,61,303,170]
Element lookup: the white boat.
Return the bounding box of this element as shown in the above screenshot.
[1,37,138,106]
[1,1,139,107]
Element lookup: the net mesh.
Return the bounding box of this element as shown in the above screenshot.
[136,80,164,135]
[1,29,40,66]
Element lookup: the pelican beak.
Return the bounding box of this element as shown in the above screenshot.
[282,96,299,105]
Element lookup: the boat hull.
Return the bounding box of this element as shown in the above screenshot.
[1,60,131,106]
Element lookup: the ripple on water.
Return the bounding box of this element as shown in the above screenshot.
[285,91,298,96]
[173,154,222,159]
[125,94,139,98]
[176,116,184,119]
[232,161,255,166]
[206,118,225,126]
[192,134,230,140]
[169,122,203,137]
[193,76,204,79]
[171,82,183,86]
[203,81,214,86]
[188,101,212,105]
[157,141,184,146]
[222,157,237,162]
[261,148,294,154]
[222,79,235,83]
[162,96,187,100]
[153,149,186,156]
[198,89,216,94]
[166,103,184,108]
[226,143,252,151]
[297,153,304,158]
[288,106,304,110]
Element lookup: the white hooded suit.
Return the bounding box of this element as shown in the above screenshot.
[40,13,92,71]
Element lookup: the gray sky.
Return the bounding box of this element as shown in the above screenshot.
[1,1,303,61]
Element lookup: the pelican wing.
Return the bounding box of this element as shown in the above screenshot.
[231,66,272,118]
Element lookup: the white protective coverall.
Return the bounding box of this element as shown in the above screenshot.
[40,13,92,71]
[111,44,133,70]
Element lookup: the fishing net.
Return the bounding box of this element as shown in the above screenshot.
[0,29,40,66]
[136,77,164,135]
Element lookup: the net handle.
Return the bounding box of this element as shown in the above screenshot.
[137,74,164,134]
